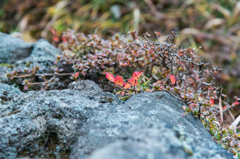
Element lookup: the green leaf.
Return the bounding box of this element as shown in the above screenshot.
[141,81,150,87]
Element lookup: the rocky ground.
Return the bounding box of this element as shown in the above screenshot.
[0,33,235,159]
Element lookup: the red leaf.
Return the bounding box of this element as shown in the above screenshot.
[62,36,67,42]
[123,83,131,89]
[52,36,59,42]
[106,72,115,82]
[128,77,138,86]
[49,28,57,35]
[170,75,176,85]
[73,72,79,78]
[114,76,124,86]
[233,102,240,106]
[222,105,227,110]
[210,99,214,105]
[132,70,143,79]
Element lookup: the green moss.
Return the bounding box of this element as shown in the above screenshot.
[0,63,14,68]
[184,148,193,156]
[99,96,115,103]
[25,61,33,67]
[118,96,131,101]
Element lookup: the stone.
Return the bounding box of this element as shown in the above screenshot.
[88,122,232,159]
[15,39,62,68]
[0,65,13,84]
[0,32,33,64]
[70,91,233,159]
[0,81,121,159]
[0,81,234,158]
[68,80,102,92]
[0,37,67,90]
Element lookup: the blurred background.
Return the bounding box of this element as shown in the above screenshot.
[0,0,240,102]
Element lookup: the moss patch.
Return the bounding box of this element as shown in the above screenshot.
[0,63,14,68]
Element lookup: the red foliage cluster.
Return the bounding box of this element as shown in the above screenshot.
[104,31,240,156]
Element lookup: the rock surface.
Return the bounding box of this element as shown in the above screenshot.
[0,35,67,90]
[88,122,230,159]
[0,81,234,159]
[69,91,234,159]
[0,32,61,66]
[0,81,122,159]
[15,39,61,68]
[0,32,33,64]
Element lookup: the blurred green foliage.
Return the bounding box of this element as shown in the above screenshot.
[0,0,240,101]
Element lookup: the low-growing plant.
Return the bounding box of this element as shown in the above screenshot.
[2,0,240,101]
[6,30,240,157]
[105,31,240,156]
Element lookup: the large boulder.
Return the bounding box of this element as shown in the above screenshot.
[69,91,233,159]
[0,32,33,64]
[0,81,122,159]
[15,39,62,68]
[0,32,61,66]
[0,81,234,159]
[88,122,230,159]
[0,35,68,90]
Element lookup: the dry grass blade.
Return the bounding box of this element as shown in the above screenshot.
[41,0,69,38]
[204,18,225,30]
[133,8,140,33]
[232,1,240,22]
[177,28,232,47]
[210,3,231,19]
[230,115,240,132]
[228,110,235,122]
[18,14,30,32]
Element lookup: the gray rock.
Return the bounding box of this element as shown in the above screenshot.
[0,32,33,64]
[0,81,121,159]
[70,91,229,159]
[15,39,61,68]
[0,38,67,90]
[68,80,103,92]
[0,65,14,84]
[14,39,65,90]
[0,81,235,159]
[88,122,232,159]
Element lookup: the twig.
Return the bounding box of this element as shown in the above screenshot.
[143,0,164,19]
